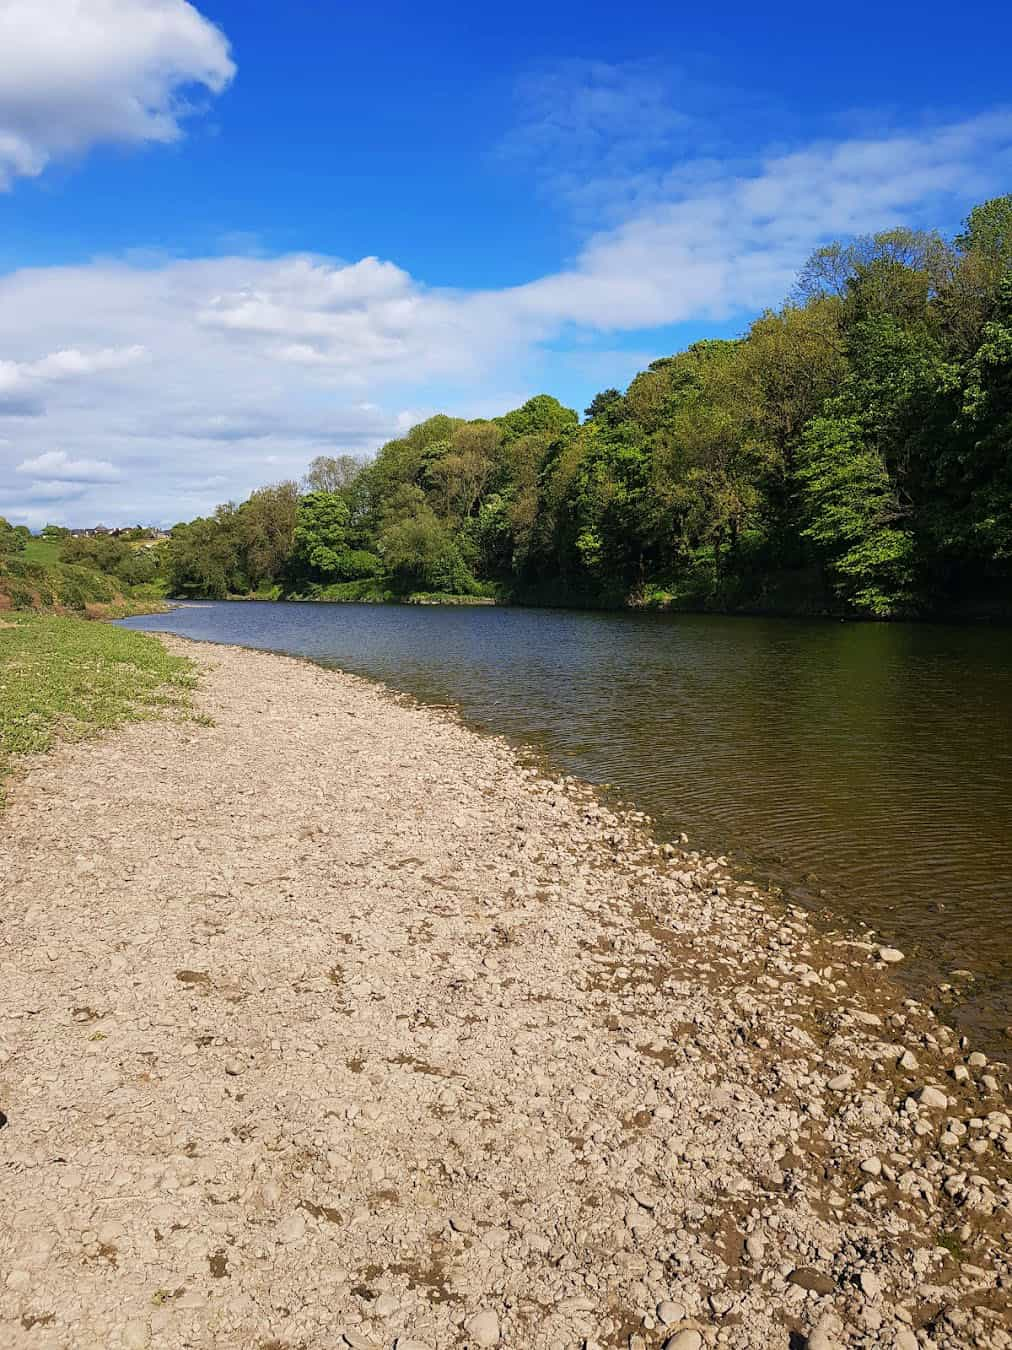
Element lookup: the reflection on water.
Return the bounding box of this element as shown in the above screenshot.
[119,602,1012,1052]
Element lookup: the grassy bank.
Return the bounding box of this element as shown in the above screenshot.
[0,552,169,617]
[0,614,195,802]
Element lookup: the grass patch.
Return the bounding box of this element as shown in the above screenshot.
[0,614,195,802]
[19,537,62,566]
[937,1231,965,1262]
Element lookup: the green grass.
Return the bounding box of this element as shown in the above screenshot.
[0,614,195,801]
[20,536,63,566]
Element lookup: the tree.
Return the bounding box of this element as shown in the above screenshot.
[304,454,367,495]
[797,414,915,615]
[378,493,478,594]
[165,506,247,599]
[795,228,953,307]
[955,195,1012,271]
[289,490,382,582]
[293,491,349,566]
[59,533,130,574]
[0,518,27,553]
[115,548,159,587]
[424,422,502,520]
[496,394,578,442]
[241,481,300,587]
[584,389,624,425]
[138,194,1012,616]
[41,523,70,540]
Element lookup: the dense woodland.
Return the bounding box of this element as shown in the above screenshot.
[10,196,1012,618]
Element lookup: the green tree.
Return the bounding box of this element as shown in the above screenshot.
[241,481,301,587]
[304,453,367,495]
[797,414,915,615]
[378,494,478,594]
[59,533,130,574]
[496,394,578,442]
[0,518,28,553]
[165,506,247,598]
[292,491,351,577]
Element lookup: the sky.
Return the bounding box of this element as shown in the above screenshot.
[1,0,1011,528]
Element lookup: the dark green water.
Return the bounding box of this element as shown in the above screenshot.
[119,602,1012,1052]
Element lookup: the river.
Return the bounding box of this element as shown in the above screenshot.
[119,601,1012,1053]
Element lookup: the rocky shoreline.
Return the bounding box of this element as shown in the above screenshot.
[1,636,1009,1349]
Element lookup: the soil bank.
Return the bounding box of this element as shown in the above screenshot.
[0,637,1009,1350]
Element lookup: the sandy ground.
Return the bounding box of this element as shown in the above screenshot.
[1,636,1010,1350]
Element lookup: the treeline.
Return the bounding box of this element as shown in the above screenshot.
[164,195,1012,617]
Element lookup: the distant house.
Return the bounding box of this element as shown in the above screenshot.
[67,525,169,541]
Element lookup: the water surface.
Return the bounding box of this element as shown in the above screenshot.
[120,602,1012,1051]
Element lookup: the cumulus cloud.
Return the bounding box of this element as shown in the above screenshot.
[0,109,1010,525]
[0,0,234,187]
[16,450,122,482]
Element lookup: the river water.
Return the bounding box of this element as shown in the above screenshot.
[119,601,1012,1052]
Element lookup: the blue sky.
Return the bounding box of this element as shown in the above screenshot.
[1,0,1011,526]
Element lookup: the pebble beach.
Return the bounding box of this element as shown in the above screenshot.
[1,636,1009,1349]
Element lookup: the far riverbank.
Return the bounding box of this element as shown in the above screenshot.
[1,635,1009,1349]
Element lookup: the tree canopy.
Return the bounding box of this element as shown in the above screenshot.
[158,195,1012,618]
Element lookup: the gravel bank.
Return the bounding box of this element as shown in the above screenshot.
[1,637,1009,1350]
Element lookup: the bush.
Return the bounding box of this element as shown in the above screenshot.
[0,557,122,611]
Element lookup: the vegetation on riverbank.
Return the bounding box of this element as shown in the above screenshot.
[0,614,194,802]
[0,521,169,616]
[161,197,1012,619]
[21,194,1011,620]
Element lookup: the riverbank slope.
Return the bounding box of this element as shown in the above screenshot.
[1,637,1009,1350]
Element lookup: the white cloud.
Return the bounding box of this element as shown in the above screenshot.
[0,0,234,188]
[0,109,1010,526]
[0,345,147,413]
[16,450,122,482]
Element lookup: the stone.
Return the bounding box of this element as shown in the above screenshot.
[859,1269,881,1299]
[224,1059,243,1076]
[556,1296,595,1314]
[898,1050,919,1071]
[894,1333,919,1350]
[662,1333,702,1350]
[277,1213,307,1244]
[122,1323,150,1350]
[860,1157,882,1176]
[878,947,904,964]
[343,1334,377,1350]
[373,1293,400,1317]
[828,1073,853,1092]
[464,1309,500,1346]
[656,1301,686,1326]
[807,1329,841,1350]
[919,1085,949,1109]
[745,1233,765,1262]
